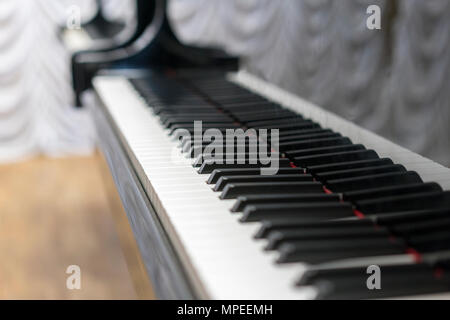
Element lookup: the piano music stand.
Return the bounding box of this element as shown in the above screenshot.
[71,0,237,107]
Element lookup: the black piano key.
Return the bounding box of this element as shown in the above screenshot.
[280,137,351,152]
[241,113,302,123]
[172,128,239,139]
[193,87,250,96]
[207,168,304,184]
[298,264,450,300]
[264,132,342,145]
[217,99,271,107]
[215,97,270,106]
[163,116,233,127]
[207,167,303,184]
[197,80,251,88]
[277,129,337,139]
[170,123,240,135]
[277,237,406,264]
[225,103,282,111]
[286,144,365,158]
[220,182,324,200]
[227,107,285,115]
[204,91,262,99]
[250,122,320,132]
[193,153,263,167]
[154,102,213,109]
[294,150,379,168]
[374,208,450,226]
[160,112,220,122]
[214,96,269,105]
[240,202,353,222]
[204,85,264,94]
[436,258,450,270]
[190,80,247,89]
[208,95,264,103]
[222,101,278,108]
[307,158,394,174]
[162,113,229,121]
[229,108,294,117]
[187,143,271,158]
[372,209,450,252]
[150,99,211,106]
[160,113,224,124]
[182,136,264,148]
[180,136,227,149]
[255,218,372,239]
[198,158,292,174]
[245,117,308,127]
[145,96,198,104]
[133,77,188,93]
[156,108,218,116]
[317,277,450,300]
[297,263,433,286]
[355,191,450,215]
[393,218,450,238]
[343,182,442,202]
[137,93,200,103]
[278,130,338,143]
[317,164,406,182]
[326,171,423,193]
[409,231,450,252]
[153,104,214,111]
[167,120,236,130]
[198,82,256,91]
[265,225,390,250]
[231,194,340,213]
[214,174,314,192]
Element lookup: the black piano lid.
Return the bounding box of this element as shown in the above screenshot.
[72,0,238,107]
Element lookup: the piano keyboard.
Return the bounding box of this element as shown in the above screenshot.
[93,70,450,300]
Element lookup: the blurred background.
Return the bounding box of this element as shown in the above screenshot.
[0,0,448,299]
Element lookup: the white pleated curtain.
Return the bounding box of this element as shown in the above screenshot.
[0,0,449,166]
[0,0,132,163]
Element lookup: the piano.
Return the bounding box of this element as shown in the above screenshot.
[75,0,450,299]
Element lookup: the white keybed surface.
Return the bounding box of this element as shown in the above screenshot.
[93,73,450,300]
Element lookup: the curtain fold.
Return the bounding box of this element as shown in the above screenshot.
[0,0,134,163]
[389,0,450,166]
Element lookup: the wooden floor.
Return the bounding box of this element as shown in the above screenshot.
[0,154,142,299]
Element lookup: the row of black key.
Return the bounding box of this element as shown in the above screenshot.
[131,73,450,299]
